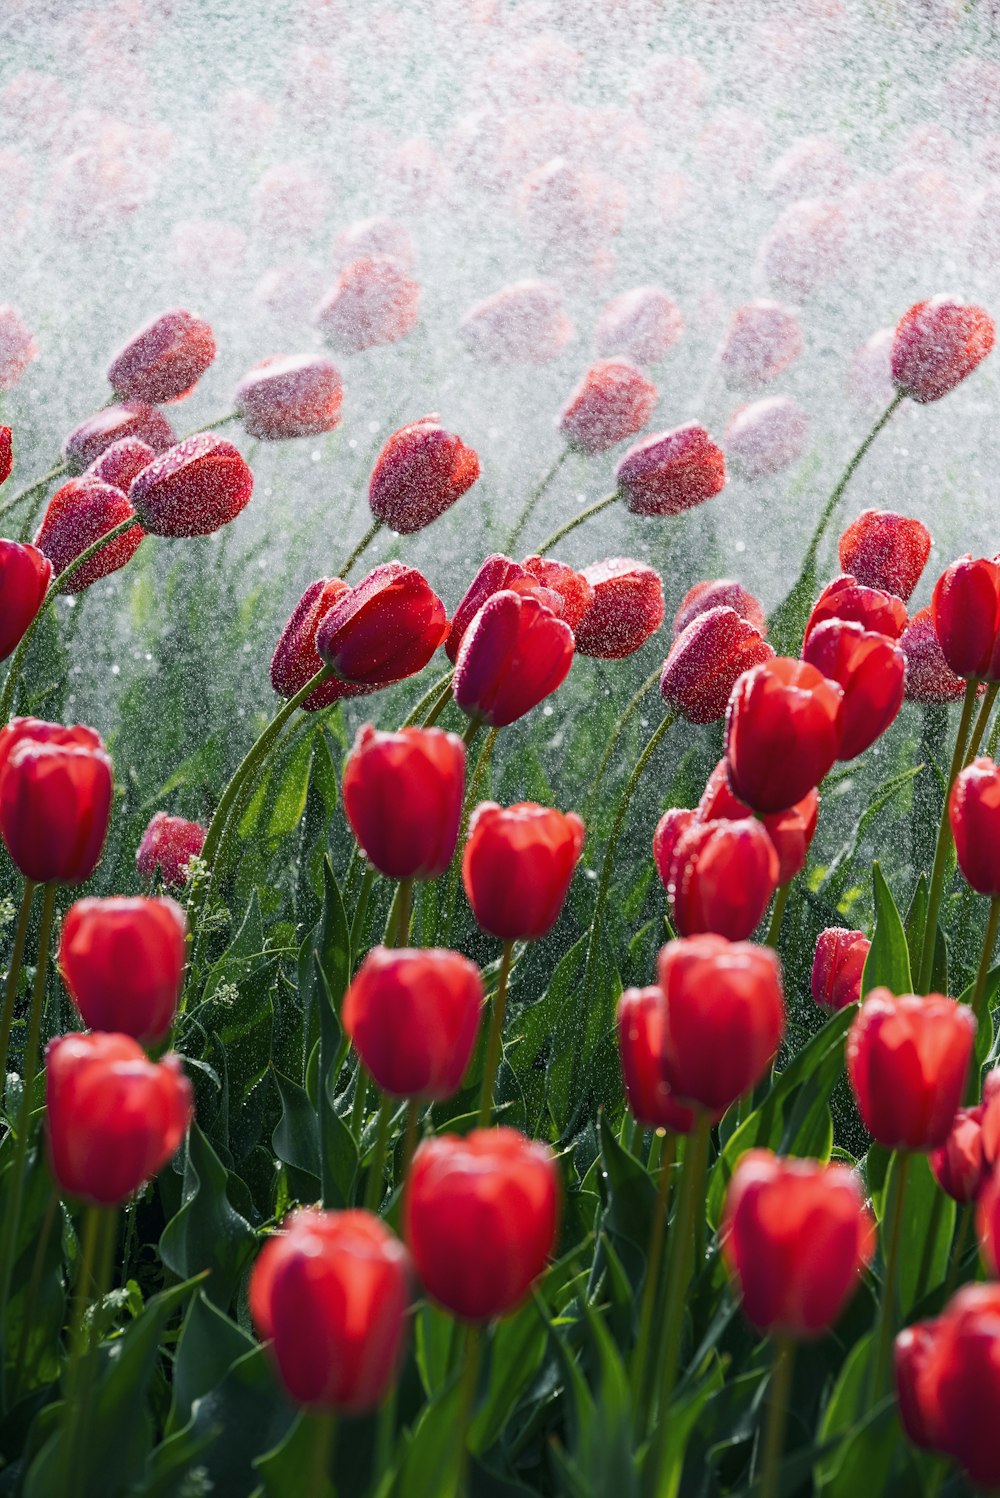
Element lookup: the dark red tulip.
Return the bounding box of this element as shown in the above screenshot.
[665,817,779,940]
[696,759,818,884]
[891,296,995,403]
[136,811,206,889]
[271,577,375,711]
[404,1128,560,1321]
[446,555,529,663]
[718,300,803,388]
[811,927,870,1013]
[847,990,976,1150]
[0,719,112,884]
[657,935,785,1113]
[0,539,50,659]
[249,1207,411,1412]
[316,255,420,354]
[453,588,573,727]
[802,618,905,760]
[661,606,774,725]
[368,416,479,534]
[107,308,216,404]
[574,557,665,659]
[0,425,12,485]
[950,758,1000,896]
[129,435,254,538]
[463,801,585,941]
[725,396,809,480]
[34,477,142,592]
[721,1150,875,1337]
[521,556,594,630]
[557,358,658,455]
[343,724,464,880]
[652,807,696,894]
[59,895,187,1045]
[45,1032,192,1206]
[63,402,176,473]
[930,1105,988,1204]
[895,1318,946,1452]
[899,606,969,704]
[617,986,696,1134]
[838,509,932,602]
[316,563,448,687]
[343,946,482,1100]
[615,422,726,517]
[673,578,766,638]
[235,354,344,440]
[86,437,155,493]
[725,656,844,814]
[804,574,908,643]
[931,555,1000,680]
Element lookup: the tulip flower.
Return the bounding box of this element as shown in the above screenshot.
[811,927,870,1012]
[453,588,573,727]
[665,817,779,940]
[0,720,112,885]
[673,578,766,638]
[718,300,803,388]
[661,606,774,725]
[595,286,684,367]
[86,437,155,492]
[342,724,465,881]
[837,508,931,602]
[404,1128,560,1321]
[459,279,574,365]
[574,557,665,659]
[270,577,373,711]
[235,354,344,440]
[652,808,696,895]
[129,435,254,538]
[59,895,187,1045]
[106,308,216,404]
[63,402,176,473]
[446,555,529,663]
[368,416,480,534]
[334,215,413,268]
[891,295,995,403]
[557,358,658,455]
[847,990,975,1150]
[136,811,206,888]
[0,425,12,485]
[617,986,697,1134]
[315,255,420,354]
[0,305,37,391]
[929,1105,989,1204]
[724,396,809,480]
[316,563,448,688]
[34,478,143,591]
[899,607,968,703]
[931,555,1000,680]
[725,656,844,814]
[0,539,51,659]
[802,618,906,759]
[521,556,594,630]
[804,574,908,643]
[695,760,818,885]
[45,1032,192,1205]
[758,197,847,300]
[615,422,726,517]
[950,759,1000,896]
[463,801,584,941]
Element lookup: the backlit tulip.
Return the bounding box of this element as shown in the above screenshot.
[802,619,905,760]
[652,808,696,895]
[106,308,216,404]
[0,719,112,885]
[718,300,802,388]
[722,1151,875,1336]
[618,984,699,1139]
[931,555,1000,680]
[368,416,480,534]
[661,606,774,725]
[453,588,573,727]
[404,1128,560,1321]
[0,426,11,486]
[725,396,809,480]
[0,540,50,659]
[59,895,187,1044]
[235,354,344,440]
[673,578,766,638]
[343,946,482,1100]
[520,556,594,631]
[595,286,684,367]
[666,817,779,940]
[271,578,375,711]
[45,1032,192,1206]
[86,437,155,493]
[804,574,908,643]
[849,328,895,413]
[574,557,664,659]
[459,279,574,365]
[899,607,967,704]
[696,760,818,885]
[63,402,176,473]
[615,423,726,518]
[136,811,206,888]
[847,990,975,1150]
[334,215,414,269]
[891,296,995,403]
[129,435,254,538]
[557,359,657,455]
[446,555,529,663]
[657,935,785,1113]
[34,478,142,592]
[315,256,420,354]
[0,305,37,391]
[315,563,448,687]
[950,758,1000,896]
[343,724,464,880]
[811,927,870,1013]
[838,509,931,602]
[249,1208,410,1412]
[930,1105,988,1205]
[463,801,584,941]
[759,197,847,300]
[725,657,844,814]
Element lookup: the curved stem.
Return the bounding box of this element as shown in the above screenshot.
[365,1093,393,1212]
[407,669,455,730]
[534,490,619,556]
[338,518,383,581]
[476,940,515,1126]
[765,882,791,948]
[631,1134,675,1419]
[505,447,570,553]
[801,392,904,572]
[759,1339,795,1498]
[917,680,979,993]
[964,681,999,766]
[0,460,68,523]
[0,879,36,1075]
[181,410,239,439]
[582,663,663,823]
[871,1150,911,1400]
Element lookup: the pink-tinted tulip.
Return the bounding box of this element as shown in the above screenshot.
[848,328,895,413]
[557,359,657,455]
[316,563,448,687]
[766,137,851,201]
[718,300,802,388]
[891,296,995,403]
[811,927,870,1013]
[368,417,480,533]
[0,306,37,391]
[235,355,344,440]
[615,423,726,517]
[696,759,818,885]
[0,426,11,486]
[666,817,779,940]
[129,436,254,538]
[930,1106,989,1205]
[343,724,464,881]
[802,618,906,760]
[759,197,847,300]
[459,280,574,365]
[804,574,908,644]
[950,759,1000,896]
[838,509,932,602]
[617,986,696,1134]
[59,895,187,1044]
[0,719,113,886]
[34,478,142,592]
[453,588,573,727]
[0,540,51,659]
[652,808,696,893]
[136,811,206,888]
[931,556,1000,680]
[574,558,665,659]
[847,990,976,1150]
[333,215,413,269]
[315,256,420,354]
[725,657,844,814]
[595,286,684,367]
[899,606,968,704]
[673,579,766,638]
[725,396,809,480]
[63,403,176,474]
[463,801,585,941]
[271,578,375,712]
[106,308,216,404]
[86,438,155,493]
[661,606,774,725]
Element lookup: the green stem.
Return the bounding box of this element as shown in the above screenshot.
[631,1134,675,1418]
[12,1185,58,1396]
[407,669,455,729]
[917,679,979,993]
[0,460,68,522]
[913,1189,945,1309]
[439,727,497,946]
[534,490,619,556]
[62,1204,117,1498]
[350,1066,369,1141]
[759,1339,795,1498]
[401,1099,420,1179]
[365,1094,393,1212]
[338,517,383,580]
[374,1385,398,1487]
[582,663,663,823]
[765,883,791,948]
[965,681,1000,765]
[391,879,413,948]
[0,879,36,1076]
[800,392,904,573]
[350,865,375,954]
[181,410,239,438]
[476,940,515,1127]
[943,1202,973,1301]
[454,1324,481,1498]
[505,447,570,553]
[309,1410,337,1498]
[871,1150,911,1400]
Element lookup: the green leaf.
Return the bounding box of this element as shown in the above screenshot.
[471,1302,547,1455]
[862,863,912,996]
[254,1412,335,1498]
[271,1066,321,1195]
[167,1289,257,1437]
[895,1153,955,1316]
[175,1343,297,1495]
[766,554,819,658]
[816,1334,904,1498]
[159,1120,257,1306]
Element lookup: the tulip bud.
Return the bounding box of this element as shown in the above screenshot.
[595,286,684,367]
[334,216,414,269]
[86,437,155,493]
[59,895,187,1045]
[804,574,908,643]
[459,279,574,365]
[725,396,809,480]
[652,807,696,894]
[718,300,803,388]
[666,817,779,940]
[673,578,766,638]
[520,556,594,630]
[758,197,847,300]
[811,927,870,1013]
[894,1320,943,1452]
[847,990,976,1150]
[0,539,51,659]
[368,416,480,534]
[0,719,112,884]
[106,308,216,404]
[696,759,818,885]
[63,402,176,473]
[931,555,1000,680]
[557,358,658,455]
[615,422,726,517]
[661,606,774,724]
[343,946,482,1100]
[574,557,665,658]
[34,477,142,592]
[463,801,584,941]
[0,305,37,391]
[270,577,371,711]
[802,618,906,760]
[129,435,254,538]
[315,256,420,354]
[838,509,932,602]
[235,354,344,440]
[891,295,995,403]
[950,758,1000,896]
[899,607,968,704]
[136,811,206,889]
[453,588,574,727]
[930,1106,988,1204]
[446,555,529,663]
[45,1032,192,1205]
[617,986,696,1134]
[725,656,844,813]
[849,328,895,413]
[315,563,448,688]
[0,426,12,486]
[343,724,465,881]
[404,1128,560,1321]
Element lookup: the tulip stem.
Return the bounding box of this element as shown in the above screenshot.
[631,1133,676,1421]
[765,883,792,948]
[0,460,68,522]
[63,1204,117,1498]
[871,1150,911,1401]
[0,878,36,1077]
[454,1323,482,1497]
[181,410,239,438]
[944,1202,973,1301]
[308,1411,337,1498]
[411,669,455,729]
[401,1099,420,1180]
[365,1093,393,1212]
[392,879,413,947]
[477,940,515,1127]
[917,679,979,994]
[964,681,1000,766]
[350,1067,369,1141]
[439,727,497,947]
[534,490,619,556]
[337,518,383,581]
[582,663,664,823]
[800,391,905,574]
[759,1339,795,1498]
[506,447,570,552]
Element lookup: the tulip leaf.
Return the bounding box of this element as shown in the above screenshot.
[861,863,912,996]
[815,1333,904,1497]
[596,1113,659,1276]
[271,1065,321,1197]
[904,875,948,996]
[167,1289,257,1437]
[168,1343,297,1496]
[159,1120,257,1307]
[471,1302,548,1455]
[766,554,819,658]
[894,1152,955,1317]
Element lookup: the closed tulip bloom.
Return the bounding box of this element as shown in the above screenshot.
[368,416,480,534]
[725,396,809,480]
[574,557,665,658]
[235,354,344,440]
[725,657,844,814]
[0,720,112,884]
[315,256,420,354]
[847,990,976,1150]
[63,402,176,473]
[931,555,1000,680]
[652,807,696,894]
[106,308,216,404]
[557,358,658,455]
[0,540,51,659]
[802,618,906,760]
[136,811,206,888]
[59,895,187,1044]
[463,801,585,941]
[657,935,785,1112]
[673,578,766,638]
[0,425,12,486]
[45,1032,192,1206]
[617,986,696,1134]
[838,509,932,602]
[661,606,774,725]
[343,724,464,880]
[615,422,726,518]
[696,759,818,885]
[271,578,375,712]
[34,478,142,592]
[86,437,155,493]
[315,563,448,687]
[895,1319,944,1452]
[930,1105,988,1205]
[804,574,908,643]
[520,556,594,631]
[250,1208,411,1412]
[891,296,995,403]
[950,758,1000,896]
[404,1128,560,1321]
[459,279,574,365]
[453,589,574,728]
[343,946,482,1100]
[446,555,529,663]
[718,300,803,388]
[595,286,684,367]
[129,435,254,538]
[811,927,870,1013]
[900,607,968,704]
[667,817,779,940]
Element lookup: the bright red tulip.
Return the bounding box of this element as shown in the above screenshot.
[930,1105,989,1205]
[931,555,1000,680]
[0,719,112,884]
[811,927,870,1013]
[557,358,657,455]
[343,724,464,880]
[891,296,995,403]
[837,508,931,602]
[615,422,726,517]
[847,990,976,1150]
[136,811,206,889]
[665,817,779,940]
[0,540,50,658]
[652,808,696,894]
[106,308,216,404]
[86,437,155,493]
[895,1319,941,1453]
[45,1032,192,1206]
[617,986,696,1134]
[34,477,142,592]
[315,563,448,687]
[804,574,908,643]
[129,435,254,538]
[661,606,774,725]
[63,402,176,473]
[899,607,968,704]
[673,578,766,638]
[368,416,480,534]
[59,895,187,1044]
[520,556,594,631]
[235,354,344,440]
[404,1128,560,1320]
[802,618,905,760]
[0,425,12,485]
[725,396,809,480]
[249,1208,411,1412]
[725,656,844,814]
[574,557,664,659]
[463,801,585,941]
[315,256,420,354]
[695,759,818,885]
[718,300,803,388]
[595,286,684,367]
[950,758,1000,896]
[270,578,375,711]
[453,588,574,727]
[446,554,530,663]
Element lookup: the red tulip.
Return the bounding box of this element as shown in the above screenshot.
[136,811,206,889]
[446,554,530,662]
[617,986,696,1134]
[0,306,36,392]
[63,402,176,473]
[574,557,665,659]
[931,555,1000,680]
[804,574,908,643]
[463,801,585,941]
[235,354,344,440]
[0,425,12,485]
[404,1128,560,1320]
[520,556,594,631]
[315,256,420,354]
[459,279,574,365]
[759,197,847,300]
[652,807,696,892]
[665,816,779,940]
[891,296,995,403]
[270,578,375,712]
[847,990,976,1150]
[343,724,464,880]
[673,578,766,638]
[802,618,905,759]
[45,1032,192,1206]
[811,927,870,1013]
[661,606,774,725]
[0,540,50,658]
[657,935,785,1113]
[59,895,187,1044]
[557,358,658,455]
[453,588,573,727]
[899,607,968,704]
[615,422,726,517]
[696,759,818,884]
[34,477,142,592]
[315,563,448,687]
[595,286,684,367]
[343,946,482,1100]
[86,437,155,493]
[368,416,479,534]
[721,1150,875,1336]
[725,656,844,814]
[837,509,931,602]
[249,1207,411,1412]
[950,758,1000,896]
[725,396,809,480]
[106,307,216,404]
[0,719,112,884]
[129,435,254,538]
[718,300,802,388]
[930,1105,989,1204]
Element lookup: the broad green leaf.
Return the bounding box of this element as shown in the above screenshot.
[167,1289,257,1436]
[894,1153,955,1316]
[159,1121,257,1306]
[862,863,912,996]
